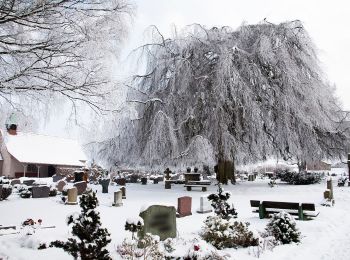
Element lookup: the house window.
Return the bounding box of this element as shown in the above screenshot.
[27,164,38,173]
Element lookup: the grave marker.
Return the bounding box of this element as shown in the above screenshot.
[10,179,21,186]
[196,195,212,214]
[113,191,123,206]
[32,186,50,198]
[56,180,67,192]
[177,196,192,217]
[120,187,126,199]
[66,187,78,205]
[139,205,176,241]
[100,179,110,193]
[73,181,87,195]
[52,174,65,182]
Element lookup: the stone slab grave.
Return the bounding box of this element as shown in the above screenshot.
[66,187,78,205]
[100,179,110,193]
[56,180,67,192]
[197,195,212,213]
[52,174,65,182]
[112,191,123,207]
[177,196,192,217]
[32,186,50,198]
[23,180,35,186]
[120,187,126,199]
[74,181,87,195]
[10,179,21,186]
[139,205,176,241]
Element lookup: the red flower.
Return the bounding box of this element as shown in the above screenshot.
[194,245,200,251]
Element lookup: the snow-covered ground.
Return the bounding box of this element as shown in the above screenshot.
[1,173,350,260]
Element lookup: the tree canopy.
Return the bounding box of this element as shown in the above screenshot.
[96,21,349,168]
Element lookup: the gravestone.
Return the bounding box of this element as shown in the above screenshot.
[116,178,126,186]
[164,168,172,180]
[67,187,78,205]
[10,179,21,186]
[32,186,50,198]
[0,185,3,201]
[164,180,171,189]
[326,178,334,200]
[112,191,123,206]
[141,177,147,185]
[56,180,67,192]
[196,195,212,214]
[23,180,35,186]
[248,174,255,181]
[52,174,65,182]
[139,205,176,241]
[74,181,87,195]
[120,187,126,199]
[177,196,192,217]
[153,179,159,184]
[100,179,110,193]
[74,171,84,182]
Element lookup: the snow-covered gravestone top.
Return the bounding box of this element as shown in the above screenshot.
[67,187,78,205]
[113,191,123,207]
[197,195,212,214]
[139,205,176,241]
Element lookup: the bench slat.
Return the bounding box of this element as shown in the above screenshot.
[262,201,300,210]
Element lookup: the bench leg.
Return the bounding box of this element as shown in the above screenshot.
[202,187,207,192]
[298,205,304,221]
[259,204,265,219]
[186,186,191,191]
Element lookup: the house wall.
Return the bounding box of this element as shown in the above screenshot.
[10,155,24,177]
[0,130,13,177]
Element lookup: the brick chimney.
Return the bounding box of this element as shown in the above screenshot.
[6,124,17,135]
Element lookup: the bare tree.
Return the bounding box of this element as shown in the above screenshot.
[94,21,349,169]
[0,0,133,111]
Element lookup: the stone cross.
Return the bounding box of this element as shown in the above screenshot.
[66,187,78,205]
[164,168,172,180]
[113,191,123,206]
[196,195,212,214]
[177,196,192,217]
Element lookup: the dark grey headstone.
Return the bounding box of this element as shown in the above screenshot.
[100,179,110,193]
[141,177,147,185]
[10,179,21,186]
[73,181,87,195]
[52,174,65,182]
[115,178,126,186]
[23,180,35,186]
[74,172,84,182]
[139,205,176,241]
[32,186,50,198]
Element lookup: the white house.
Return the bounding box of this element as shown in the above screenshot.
[0,124,87,178]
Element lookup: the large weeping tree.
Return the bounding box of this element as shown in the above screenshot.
[0,0,132,112]
[96,21,349,171]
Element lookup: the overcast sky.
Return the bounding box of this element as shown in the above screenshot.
[125,0,350,109]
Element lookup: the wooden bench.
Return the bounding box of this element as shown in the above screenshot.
[250,200,319,221]
[184,184,208,192]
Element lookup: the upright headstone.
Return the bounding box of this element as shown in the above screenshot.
[52,174,65,182]
[32,186,50,198]
[67,187,78,205]
[113,191,123,206]
[56,180,67,192]
[326,178,334,200]
[139,205,176,241]
[120,187,126,199]
[141,177,147,185]
[116,178,126,186]
[10,179,21,186]
[74,171,84,182]
[74,181,87,195]
[177,196,192,217]
[197,195,212,214]
[100,179,110,193]
[0,185,3,201]
[164,168,172,189]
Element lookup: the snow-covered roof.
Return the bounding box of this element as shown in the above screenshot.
[5,132,86,167]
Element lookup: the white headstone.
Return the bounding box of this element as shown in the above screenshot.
[196,195,212,213]
[113,191,123,207]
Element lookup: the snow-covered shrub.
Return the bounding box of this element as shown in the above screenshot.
[278,170,321,185]
[125,217,143,240]
[337,176,348,187]
[1,184,12,200]
[0,177,10,184]
[207,183,237,219]
[200,215,258,249]
[16,184,29,193]
[265,211,301,244]
[41,190,112,259]
[49,186,57,197]
[20,189,32,198]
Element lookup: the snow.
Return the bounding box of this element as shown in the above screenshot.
[1,174,350,259]
[5,131,86,166]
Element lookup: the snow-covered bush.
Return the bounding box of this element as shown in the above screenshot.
[1,184,12,200]
[49,186,57,197]
[125,217,143,240]
[265,211,301,244]
[200,215,258,249]
[0,177,10,184]
[20,189,32,198]
[207,183,237,219]
[278,170,321,185]
[41,190,112,259]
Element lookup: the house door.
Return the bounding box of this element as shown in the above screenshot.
[48,165,56,177]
